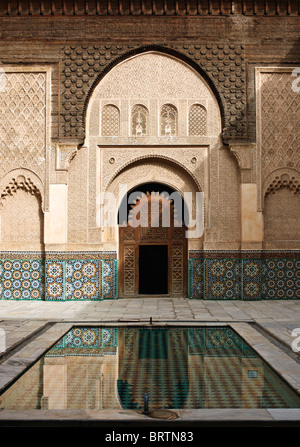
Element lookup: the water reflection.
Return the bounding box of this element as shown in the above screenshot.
[1,326,300,410]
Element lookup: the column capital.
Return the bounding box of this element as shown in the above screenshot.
[229,143,255,183]
[55,143,80,184]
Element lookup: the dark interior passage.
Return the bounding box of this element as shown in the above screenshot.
[139,245,168,295]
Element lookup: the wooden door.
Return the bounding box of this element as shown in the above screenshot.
[119,192,187,297]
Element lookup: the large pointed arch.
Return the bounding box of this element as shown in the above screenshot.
[83,45,226,137]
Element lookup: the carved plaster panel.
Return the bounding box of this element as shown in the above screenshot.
[256,67,300,210]
[87,52,221,142]
[264,186,300,242]
[101,158,203,249]
[0,65,51,211]
[99,146,207,194]
[0,184,43,247]
[229,143,254,183]
[61,44,246,141]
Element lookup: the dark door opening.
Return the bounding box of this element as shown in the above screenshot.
[139,245,168,295]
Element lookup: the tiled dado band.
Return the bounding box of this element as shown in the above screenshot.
[0,252,117,301]
[189,251,300,300]
[0,251,299,301]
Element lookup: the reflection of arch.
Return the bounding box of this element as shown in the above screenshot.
[117,327,189,409]
[131,104,148,136]
[101,104,120,136]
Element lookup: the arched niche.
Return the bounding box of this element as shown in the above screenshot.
[67,50,223,249]
[99,157,204,253]
[0,170,44,249]
[85,51,222,140]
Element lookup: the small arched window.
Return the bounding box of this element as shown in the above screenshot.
[101,104,120,136]
[131,104,148,136]
[160,104,177,137]
[188,104,207,136]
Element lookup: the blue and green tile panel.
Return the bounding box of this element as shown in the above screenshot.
[189,251,300,300]
[0,252,117,301]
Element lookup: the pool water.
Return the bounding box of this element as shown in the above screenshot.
[1,326,300,411]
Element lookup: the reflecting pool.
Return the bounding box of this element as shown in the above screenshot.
[1,326,300,410]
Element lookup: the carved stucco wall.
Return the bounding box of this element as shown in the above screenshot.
[0,187,43,248]
[256,67,300,209]
[65,51,242,250]
[0,55,298,252]
[61,44,246,141]
[256,67,300,249]
[0,66,51,209]
[264,187,300,245]
[0,66,51,251]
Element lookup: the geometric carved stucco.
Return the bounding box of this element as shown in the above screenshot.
[102,157,202,249]
[256,67,300,210]
[264,169,300,195]
[87,52,221,142]
[82,52,220,248]
[0,169,44,212]
[61,44,246,141]
[264,186,300,243]
[0,66,51,211]
[55,143,79,184]
[0,184,43,246]
[229,143,254,183]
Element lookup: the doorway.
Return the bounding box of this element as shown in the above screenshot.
[118,183,188,298]
[139,245,168,295]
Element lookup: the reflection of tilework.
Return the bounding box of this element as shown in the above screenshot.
[101,259,118,300]
[47,327,118,356]
[101,327,118,347]
[66,260,99,300]
[189,252,300,300]
[0,259,44,300]
[188,327,255,356]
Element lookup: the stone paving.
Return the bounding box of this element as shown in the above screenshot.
[1,298,300,347]
[0,298,300,425]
